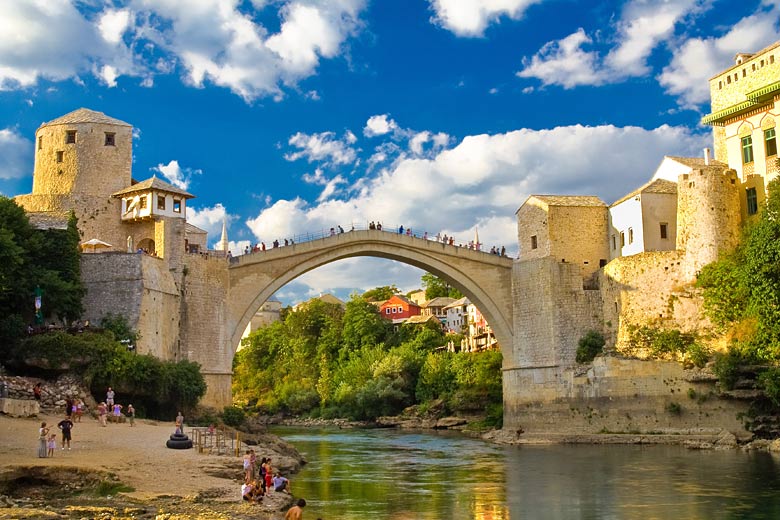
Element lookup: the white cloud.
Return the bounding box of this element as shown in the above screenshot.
[152,159,202,190]
[0,0,367,101]
[428,0,541,37]
[517,0,702,90]
[659,4,780,107]
[187,203,231,247]
[364,114,398,137]
[302,168,348,202]
[285,131,358,165]
[0,128,32,179]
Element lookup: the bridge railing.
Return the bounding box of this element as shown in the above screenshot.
[232,221,511,260]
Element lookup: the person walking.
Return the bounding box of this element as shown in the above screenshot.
[37,422,49,458]
[33,383,42,403]
[57,414,74,450]
[127,404,135,426]
[106,387,115,408]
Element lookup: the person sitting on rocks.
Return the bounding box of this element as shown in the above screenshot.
[273,472,291,494]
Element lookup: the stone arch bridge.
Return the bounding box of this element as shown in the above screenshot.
[182,229,514,408]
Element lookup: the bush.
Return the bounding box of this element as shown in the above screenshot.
[666,402,682,415]
[576,330,605,363]
[222,406,246,427]
[686,343,711,368]
[758,367,780,407]
[712,346,755,390]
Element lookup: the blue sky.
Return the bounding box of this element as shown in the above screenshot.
[1,0,778,305]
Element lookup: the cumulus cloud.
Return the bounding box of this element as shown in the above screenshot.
[302,168,348,202]
[0,0,366,101]
[152,160,202,190]
[285,131,358,165]
[517,0,701,89]
[659,3,780,107]
[364,114,398,137]
[0,128,33,180]
[247,123,710,255]
[428,0,541,37]
[187,203,232,247]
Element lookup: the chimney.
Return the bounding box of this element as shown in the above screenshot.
[704,148,711,166]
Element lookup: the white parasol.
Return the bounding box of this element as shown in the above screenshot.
[81,238,114,253]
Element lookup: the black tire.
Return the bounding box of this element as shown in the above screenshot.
[166,438,193,449]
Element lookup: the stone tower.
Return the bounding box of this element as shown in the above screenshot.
[31,108,132,198]
[676,165,742,279]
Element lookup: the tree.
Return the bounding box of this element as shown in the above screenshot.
[421,273,463,300]
[341,295,392,354]
[361,285,400,301]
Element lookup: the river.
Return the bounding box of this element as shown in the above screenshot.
[271,427,780,519]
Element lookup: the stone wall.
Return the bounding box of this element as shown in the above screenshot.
[0,374,94,415]
[503,358,750,436]
[180,254,231,408]
[709,43,779,112]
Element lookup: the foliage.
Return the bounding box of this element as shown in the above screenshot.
[576,330,605,363]
[222,406,246,427]
[665,402,682,415]
[712,344,758,390]
[421,273,463,300]
[758,368,780,407]
[0,199,84,335]
[361,285,400,301]
[10,330,205,417]
[100,313,140,344]
[627,325,702,362]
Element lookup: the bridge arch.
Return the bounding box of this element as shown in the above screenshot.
[227,230,514,361]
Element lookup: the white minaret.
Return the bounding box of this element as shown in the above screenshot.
[216,219,229,252]
[474,227,481,251]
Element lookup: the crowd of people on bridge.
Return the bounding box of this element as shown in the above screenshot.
[232,221,510,261]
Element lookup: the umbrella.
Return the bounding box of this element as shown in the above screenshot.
[81,238,113,253]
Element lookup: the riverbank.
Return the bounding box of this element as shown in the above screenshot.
[0,413,304,519]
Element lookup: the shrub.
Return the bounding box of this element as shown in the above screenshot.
[758,367,780,407]
[666,402,682,415]
[222,406,246,427]
[712,346,755,390]
[686,343,711,369]
[576,330,605,363]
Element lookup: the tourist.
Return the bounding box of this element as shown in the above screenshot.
[106,387,115,408]
[47,434,57,457]
[398,225,404,234]
[285,498,306,520]
[127,404,135,426]
[338,225,344,233]
[38,422,49,458]
[112,403,123,423]
[241,479,254,502]
[249,449,257,480]
[369,221,375,230]
[33,382,42,402]
[259,457,267,492]
[377,222,382,230]
[98,402,108,426]
[273,472,291,494]
[264,458,274,491]
[65,396,73,418]
[261,242,266,251]
[57,414,74,450]
[501,246,506,257]
[175,411,184,434]
[75,399,83,422]
[243,450,253,482]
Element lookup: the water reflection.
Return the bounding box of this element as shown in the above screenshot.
[274,427,780,520]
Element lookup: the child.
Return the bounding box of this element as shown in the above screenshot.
[75,400,83,422]
[47,434,56,457]
[127,404,135,426]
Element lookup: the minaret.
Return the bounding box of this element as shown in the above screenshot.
[216,219,229,252]
[474,227,481,251]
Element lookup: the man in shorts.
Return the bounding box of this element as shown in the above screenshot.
[106,387,115,408]
[285,499,306,520]
[57,414,74,450]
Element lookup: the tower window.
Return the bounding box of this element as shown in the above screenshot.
[611,234,616,250]
[157,195,166,210]
[628,227,634,245]
[66,130,76,144]
[38,136,43,150]
[105,132,115,146]
[173,199,182,213]
[765,128,777,157]
[660,223,668,239]
[56,151,63,163]
[742,135,754,163]
[530,235,538,250]
[746,187,758,216]
[139,196,147,209]
[620,232,625,248]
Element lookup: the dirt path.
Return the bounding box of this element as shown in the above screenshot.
[0,413,242,500]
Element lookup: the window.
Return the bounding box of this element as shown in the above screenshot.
[530,235,537,250]
[173,199,181,213]
[105,132,115,146]
[747,187,758,216]
[765,128,777,157]
[66,130,76,144]
[385,308,390,315]
[742,135,754,163]
[38,136,43,150]
[611,235,616,250]
[139,196,147,209]
[56,151,63,163]
[628,227,634,245]
[620,232,625,248]
[157,195,166,210]
[660,223,668,240]
[392,307,397,314]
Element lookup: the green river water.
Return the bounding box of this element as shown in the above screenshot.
[272,427,780,520]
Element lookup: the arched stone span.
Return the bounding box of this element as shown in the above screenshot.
[227,230,514,361]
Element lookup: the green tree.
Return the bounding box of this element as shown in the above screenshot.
[361,285,400,301]
[341,295,392,354]
[421,273,463,300]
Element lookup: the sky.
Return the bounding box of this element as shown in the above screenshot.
[0,0,778,305]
